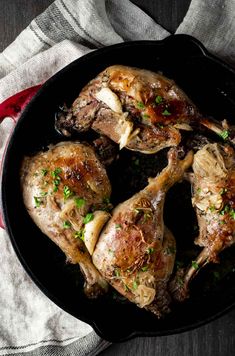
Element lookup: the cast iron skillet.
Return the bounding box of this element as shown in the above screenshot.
[1,34,235,342]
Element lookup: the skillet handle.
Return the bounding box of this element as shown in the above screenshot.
[0,84,42,229]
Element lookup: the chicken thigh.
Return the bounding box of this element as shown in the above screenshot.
[170,143,235,301]
[56,65,198,153]
[92,148,193,317]
[21,141,112,298]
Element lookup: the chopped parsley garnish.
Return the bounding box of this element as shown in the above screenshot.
[63,220,71,229]
[192,261,199,270]
[114,268,120,277]
[51,167,62,178]
[176,276,184,287]
[220,188,227,195]
[63,185,73,200]
[162,109,171,116]
[115,224,122,230]
[51,168,62,192]
[157,123,164,128]
[74,229,85,241]
[34,196,42,208]
[133,280,138,290]
[219,204,235,219]
[141,266,148,272]
[143,212,152,222]
[83,213,94,224]
[197,187,202,193]
[219,130,229,140]
[134,158,140,166]
[142,114,150,119]
[136,101,145,109]
[40,191,47,197]
[74,197,85,208]
[41,169,48,176]
[209,205,216,212]
[230,209,235,219]
[146,247,155,254]
[155,95,163,104]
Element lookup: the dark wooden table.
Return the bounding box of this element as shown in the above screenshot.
[0,1,235,355]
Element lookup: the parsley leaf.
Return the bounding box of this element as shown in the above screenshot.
[83,213,94,224]
[74,197,85,208]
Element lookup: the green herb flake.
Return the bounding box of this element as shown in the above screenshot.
[124,284,130,292]
[40,191,47,197]
[63,220,72,229]
[143,212,152,222]
[176,276,184,287]
[219,130,229,140]
[220,204,230,216]
[230,209,235,220]
[209,205,216,212]
[141,266,148,272]
[133,158,140,166]
[157,123,164,129]
[155,95,163,104]
[162,109,171,116]
[146,247,155,255]
[115,223,122,230]
[220,188,227,195]
[83,213,94,224]
[74,229,85,241]
[136,101,145,109]
[142,114,150,119]
[114,268,120,277]
[133,280,138,290]
[197,187,202,193]
[34,196,42,208]
[63,185,73,200]
[192,261,199,270]
[51,167,62,178]
[41,169,48,176]
[74,197,85,208]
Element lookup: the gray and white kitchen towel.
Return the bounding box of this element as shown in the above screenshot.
[0,0,235,355]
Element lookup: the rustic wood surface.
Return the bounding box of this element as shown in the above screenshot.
[0,1,235,355]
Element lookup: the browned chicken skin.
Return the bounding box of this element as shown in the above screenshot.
[170,143,235,301]
[92,148,193,317]
[56,65,198,153]
[21,141,112,298]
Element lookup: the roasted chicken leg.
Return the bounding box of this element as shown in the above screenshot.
[21,141,112,297]
[92,148,193,317]
[170,143,235,301]
[56,65,198,153]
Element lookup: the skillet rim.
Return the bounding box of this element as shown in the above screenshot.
[1,34,235,342]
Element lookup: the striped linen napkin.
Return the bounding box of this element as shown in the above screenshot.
[0,1,234,355]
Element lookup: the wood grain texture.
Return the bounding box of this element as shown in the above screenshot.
[0,0,53,52]
[0,1,234,356]
[100,310,235,356]
[131,0,191,33]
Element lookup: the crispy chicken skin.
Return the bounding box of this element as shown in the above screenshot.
[56,65,198,153]
[92,148,193,317]
[170,143,235,301]
[21,141,112,298]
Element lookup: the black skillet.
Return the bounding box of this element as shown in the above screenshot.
[1,34,235,342]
